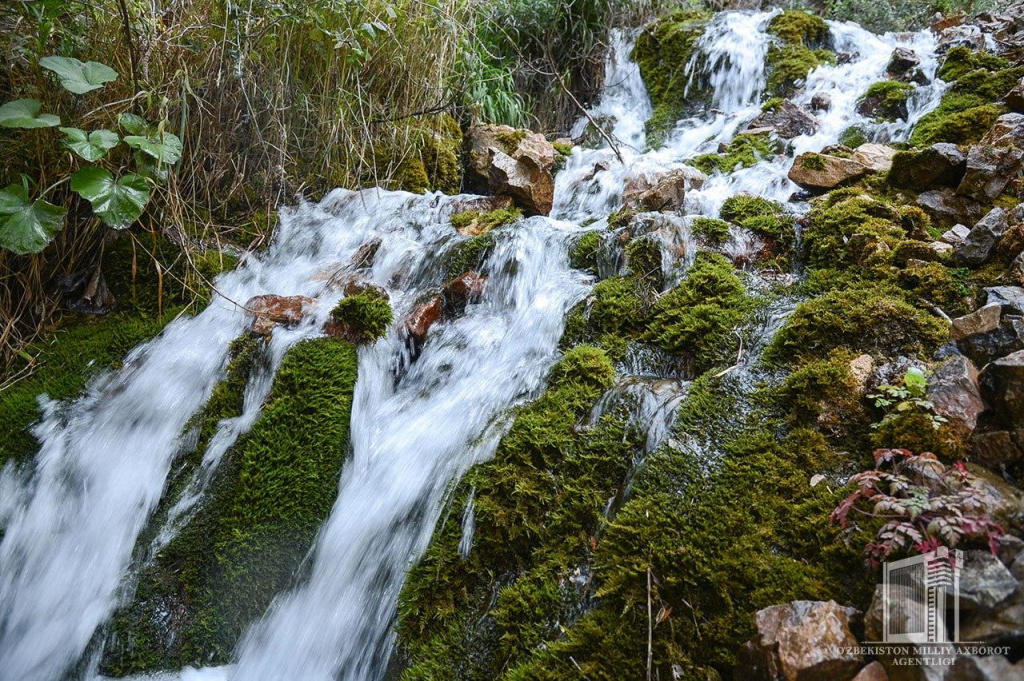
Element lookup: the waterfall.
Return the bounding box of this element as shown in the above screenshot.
[0,10,948,681]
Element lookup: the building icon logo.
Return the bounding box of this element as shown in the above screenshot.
[881,547,961,644]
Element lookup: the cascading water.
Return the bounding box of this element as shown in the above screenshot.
[0,9,951,681]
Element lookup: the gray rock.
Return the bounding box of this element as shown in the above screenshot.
[749,99,819,139]
[952,208,1009,266]
[951,303,1002,341]
[927,355,985,439]
[958,318,1024,368]
[941,224,972,246]
[980,349,1024,425]
[980,112,1024,148]
[811,92,832,112]
[1006,78,1024,113]
[959,550,1019,611]
[889,144,966,190]
[887,47,920,79]
[985,287,1024,315]
[917,189,984,230]
[957,145,1024,202]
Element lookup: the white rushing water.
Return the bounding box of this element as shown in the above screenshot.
[0,9,948,681]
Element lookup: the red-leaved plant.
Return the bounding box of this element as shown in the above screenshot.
[831,448,1004,565]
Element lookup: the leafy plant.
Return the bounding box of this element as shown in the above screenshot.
[70,168,150,228]
[868,367,947,432]
[0,181,67,255]
[59,127,120,161]
[831,448,1004,564]
[0,99,60,129]
[39,55,118,94]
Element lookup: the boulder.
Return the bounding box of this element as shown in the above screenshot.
[888,144,966,190]
[971,429,1023,471]
[917,189,984,229]
[1006,78,1024,112]
[811,93,832,112]
[887,47,920,79]
[985,286,1024,315]
[1015,251,1024,281]
[737,601,862,681]
[749,99,819,139]
[980,349,1024,424]
[956,145,1024,202]
[958,318,1024,368]
[941,224,971,246]
[980,112,1024,148]
[488,148,555,216]
[952,208,1009,266]
[958,550,1019,611]
[622,166,704,212]
[245,294,315,337]
[950,303,1002,341]
[926,354,985,439]
[441,271,487,314]
[789,153,868,191]
[851,144,898,173]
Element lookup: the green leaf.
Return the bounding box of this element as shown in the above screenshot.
[70,167,150,228]
[59,127,120,161]
[118,112,151,136]
[0,99,60,128]
[133,150,169,184]
[0,183,66,254]
[124,130,183,165]
[39,56,118,94]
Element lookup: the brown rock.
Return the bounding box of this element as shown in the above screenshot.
[245,294,315,336]
[887,47,920,79]
[466,124,554,185]
[789,153,868,190]
[980,349,1024,424]
[488,148,555,216]
[447,194,515,217]
[811,93,832,112]
[738,601,863,681]
[851,144,897,173]
[852,662,889,681]
[442,271,487,314]
[749,99,819,139]
[404,296,443,344]
[951,303,1002,341]
[622,167,703,212]
[957,144,1024,202]
[850,354,875,392]
[927,354,985,440]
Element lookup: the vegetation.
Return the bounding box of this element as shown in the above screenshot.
[765,11,835,98]
[449,206,522,236]
[330,287,394,343]
[859,80,915,121]
[691,133,782,176]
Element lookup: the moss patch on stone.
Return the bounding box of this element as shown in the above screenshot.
[721,194,796,255]
[859,80,914,121]
[691,217,731,246]
[767,10,830,48]
[691,133,781,176]
[569,230,604,275]
[331,287,394,343]
[449,206,522,236]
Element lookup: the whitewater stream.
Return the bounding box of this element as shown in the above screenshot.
[0,10,944,681]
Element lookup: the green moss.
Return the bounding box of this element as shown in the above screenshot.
[766,282,949,366]
[608,207,637,229]
[859,80,914,120]
[552,140,573,156]
[632,10,711,147]
[896,262,971,317]
[911,101,1006,147]
[444,232,496,280]
[101,337,358,674]
[937,46,1010,83]
[691,217,731,245]
[773,349,868,439]
[761,97,784,112]
[691,133,781,175]
[563,276,651,360]
[839,125,868,149]
[802,192,912,269]
[382,114,463,194]
[449,206,522,236]
[0,311,184,466]
[624,235,662,286]
[801,152,828,171]
[720,194,795,254]
[646,252,752,373]
[569,230,603,275]
[767,10,830,48]
[766,43,832,98]
[330,287,393,343]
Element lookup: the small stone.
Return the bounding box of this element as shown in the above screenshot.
[622,167,700,212]
[748,99,818,139]
[979,348,1024,425]
[245,294,316,337]
[950,303,1002,341]
[887,47,920,79]
[985,286,1024,315]
[811,93,832,111]
[404,296,442,344]
[930,241,953,255]
[941,223,971,245]
[849,354,875,391]
[957,144,1024,202]
[952,207,1009,266]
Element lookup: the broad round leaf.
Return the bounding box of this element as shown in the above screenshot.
[0,99,60,129]
[124,131,183,165]
[71,167,150,228]
[118,113,152,136]
[39,56,118,94]
[59,127,120,161]
[0,184,66,255]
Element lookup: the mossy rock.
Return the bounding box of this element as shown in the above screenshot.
[646,252,752,374]
[839,125,869,149]
[100,337,358,674]
[802,191,914,269]
[691,133,782,176]
[624,235,663,287]
[858,80,914,121]
[443,232,496,281]
[563,275,652,360]
[896,262,971,317]
[773,349,869,440]
[765,44,835,98]
[569,230,604,275]
[691,217,731,246]
[766,282,949,366]
[720,194,796,254]
[330,287,394,343]
[632,10,711,147]
[449,206,522,237]
[767,10,830,48]
[378,113,464,194]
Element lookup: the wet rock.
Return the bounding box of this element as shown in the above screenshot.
[441,271,487,315]
[980,112,1024,148]
[737,600,862,681]
[851,144,897,173]
[888,144,966,190]
[749,99,819,139]
[1006,78,1024,112]
[488,148,555,216]
[951,303,1002,341]
[959,550,1019,611]
[956,145,1024,202]
[927,354,985,440]
[447,194,515,217]
[851,662,888,681]
[404,296,442,345]
[980,349,1024,424]
[887,47,920,79]
[972,429,1023,471]
[952,208,1009,266]
[917,189,983,230]
[622,167,703,212]
[936,22,986,52]
[811,93,832,112]
[941,224,971,246]
[789,153,868,190]
[245,294,315,337]
[985,286,1024,315]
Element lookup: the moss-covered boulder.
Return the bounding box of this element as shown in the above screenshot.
[765,11,835,98]
[857,80,915,121]
[563,275,652,360]
[633,10,711,147]
[691,132,782,175]
[388,113,463,194]
[327,286,394,343]
[802,191,920,269]
[720,194,796,257]
[100,336,359,675]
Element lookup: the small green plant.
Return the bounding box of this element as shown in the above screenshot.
[868,367,947,432]
[831,448,1004,564]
